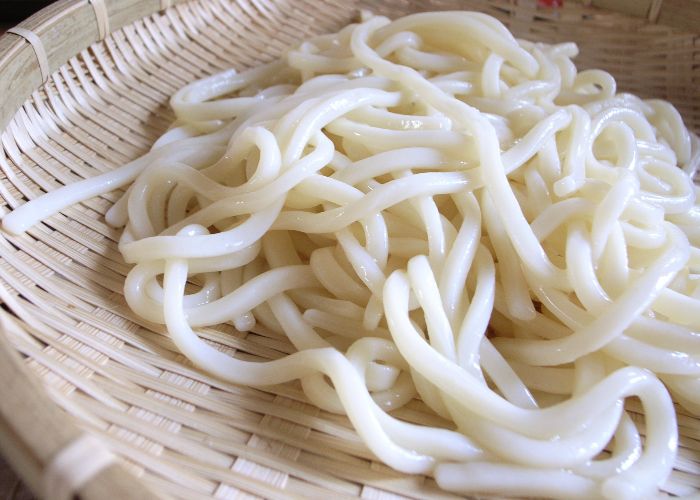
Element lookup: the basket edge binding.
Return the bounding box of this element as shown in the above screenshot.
[0,305,161,499]
[0,0,192,133]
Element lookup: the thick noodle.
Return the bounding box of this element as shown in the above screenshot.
[4,11,700,499]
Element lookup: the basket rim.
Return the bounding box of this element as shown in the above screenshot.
[0,311,161,498]
[0,0,194,133]
[0,0,698,499]
[1,0,698,132]
[0,4,167,498]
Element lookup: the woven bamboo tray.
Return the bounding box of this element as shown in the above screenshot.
[0,0,698,498]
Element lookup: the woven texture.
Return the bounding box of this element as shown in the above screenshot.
[0,0,699,498]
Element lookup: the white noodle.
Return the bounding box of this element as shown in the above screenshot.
[3,11,699,499]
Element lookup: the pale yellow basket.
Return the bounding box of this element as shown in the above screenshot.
[0,1,698,498]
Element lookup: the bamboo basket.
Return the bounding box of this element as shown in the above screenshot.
[0,0,698,498]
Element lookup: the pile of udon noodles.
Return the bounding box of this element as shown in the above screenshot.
[5,10,700,500]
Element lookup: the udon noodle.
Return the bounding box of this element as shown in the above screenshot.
[4,10,700,499]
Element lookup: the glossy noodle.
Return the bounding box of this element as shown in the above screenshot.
[4,10,700,499]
